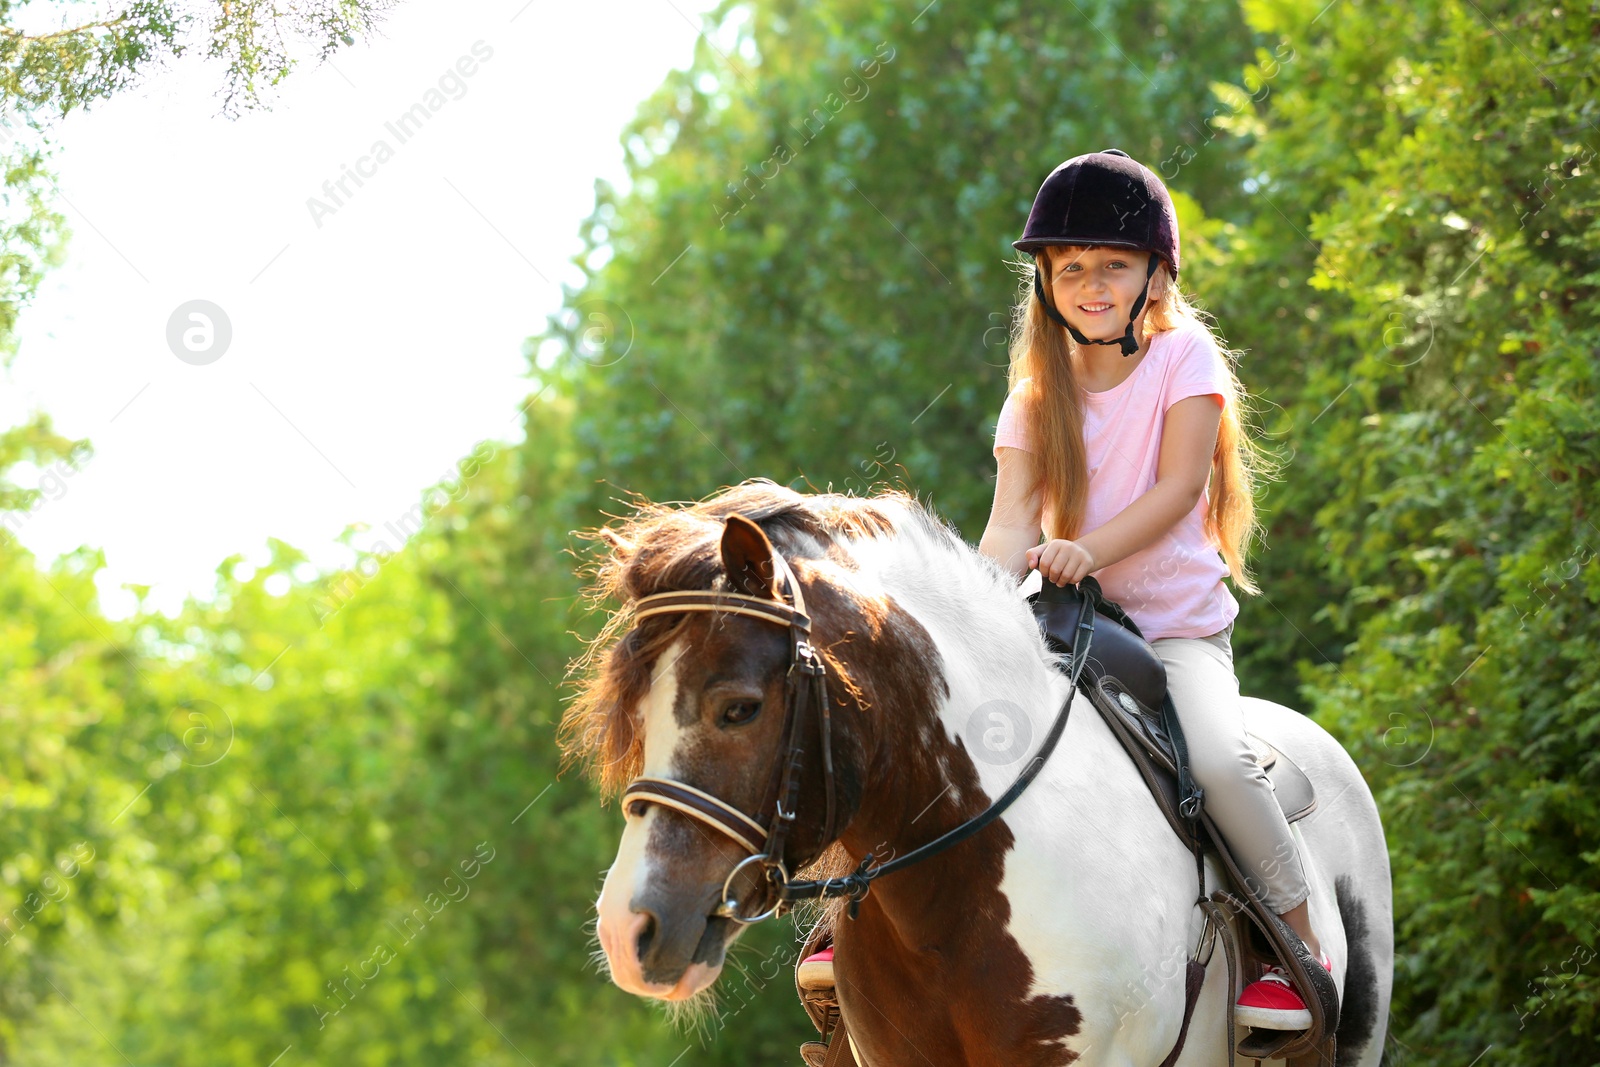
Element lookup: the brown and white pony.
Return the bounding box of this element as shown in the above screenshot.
[564,480,1392,1066]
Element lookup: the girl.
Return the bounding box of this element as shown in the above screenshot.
[981,148,1330,1030]
[798,149,1331,1035]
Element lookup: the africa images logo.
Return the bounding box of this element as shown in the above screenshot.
[306,40,495,228]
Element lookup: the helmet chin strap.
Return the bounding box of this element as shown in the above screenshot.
[1033,255,1160,357]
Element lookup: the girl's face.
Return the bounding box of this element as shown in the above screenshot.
[1044,245,1155,343]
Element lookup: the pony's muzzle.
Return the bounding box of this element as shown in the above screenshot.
[599,897,729,1000]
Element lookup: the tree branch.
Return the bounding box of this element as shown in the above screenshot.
[0,14,136,44]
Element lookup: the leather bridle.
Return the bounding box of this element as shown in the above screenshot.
[622,549,837,923]
[620,541,1097,925]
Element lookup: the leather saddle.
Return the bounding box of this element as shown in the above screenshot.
[1028,576,1316,843]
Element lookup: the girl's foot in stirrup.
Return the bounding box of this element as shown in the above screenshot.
[798,946,834,990]
[1235,952,1332,1030]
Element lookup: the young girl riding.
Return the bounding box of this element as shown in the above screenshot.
[986,147,1330,1029]
[799,148,1333,1032]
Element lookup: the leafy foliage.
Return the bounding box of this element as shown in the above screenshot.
[1219,3,1600,1062]
[0,0,393,117]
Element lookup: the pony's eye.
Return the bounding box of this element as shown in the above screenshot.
[721,700,762,726]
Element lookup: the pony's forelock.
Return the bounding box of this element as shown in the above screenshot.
[560,479,908,797]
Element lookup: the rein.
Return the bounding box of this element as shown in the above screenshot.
[620,547,1098,924]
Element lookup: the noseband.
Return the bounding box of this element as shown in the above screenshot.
[621,550,837,923]
[620,544,1098,925]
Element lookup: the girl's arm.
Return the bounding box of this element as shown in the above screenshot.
[979,446,1044,580]
[1072,393,1223,576]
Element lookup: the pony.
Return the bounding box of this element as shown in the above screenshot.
[565,479,1392,1066]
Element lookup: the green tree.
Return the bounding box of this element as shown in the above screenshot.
[540,2,1600,1063]
[1209,1,1600,1061]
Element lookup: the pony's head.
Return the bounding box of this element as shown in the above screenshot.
[564,480,927,1000]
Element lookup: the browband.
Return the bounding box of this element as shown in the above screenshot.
[633,548,810,630]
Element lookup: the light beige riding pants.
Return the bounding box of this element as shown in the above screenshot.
[1148,623,1310,913]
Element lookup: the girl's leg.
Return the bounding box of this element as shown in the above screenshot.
[1149,628,1321,956]
[1279,900,1321,959]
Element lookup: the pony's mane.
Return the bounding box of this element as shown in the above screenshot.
[560,477,995,797]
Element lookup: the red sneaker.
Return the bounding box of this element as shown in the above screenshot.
[798,947,834,990]
[1235,953,1332,1030]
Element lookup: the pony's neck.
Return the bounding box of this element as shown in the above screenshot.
[839,647,1080,859]
[829,520,1091,906]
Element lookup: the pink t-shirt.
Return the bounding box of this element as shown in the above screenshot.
[993,321,1241,641]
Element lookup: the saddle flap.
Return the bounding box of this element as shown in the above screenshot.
[1087,679,1200,849]
[1096,678,1317,827]
[1252,737,1316,824]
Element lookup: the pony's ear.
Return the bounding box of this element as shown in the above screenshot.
[721,514,778,600]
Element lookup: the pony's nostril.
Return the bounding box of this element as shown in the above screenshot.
[634,911,657,962]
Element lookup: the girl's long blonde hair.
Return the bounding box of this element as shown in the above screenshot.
[1006,250,1273,596]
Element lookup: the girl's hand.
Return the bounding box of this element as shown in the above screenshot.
[1027,539,1097,586]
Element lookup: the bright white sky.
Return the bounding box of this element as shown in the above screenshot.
[2,0,716,618]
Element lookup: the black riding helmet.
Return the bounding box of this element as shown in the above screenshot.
[1014,149,1181,356]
